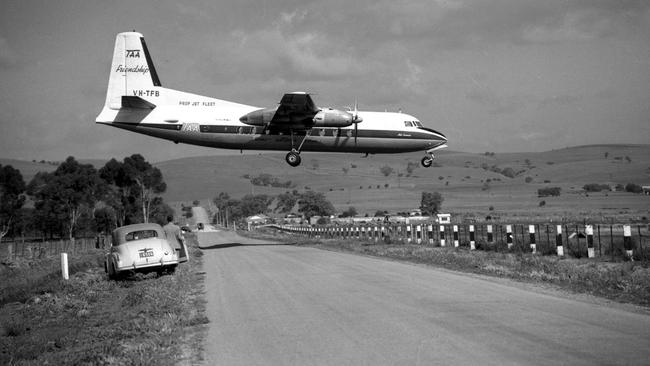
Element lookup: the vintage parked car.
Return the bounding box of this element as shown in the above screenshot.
[105,223,180,279]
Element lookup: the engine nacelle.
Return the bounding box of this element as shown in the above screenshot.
[239,107,277,126]
[311,109,353,128]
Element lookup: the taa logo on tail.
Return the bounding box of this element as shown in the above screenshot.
[126,49,141,58]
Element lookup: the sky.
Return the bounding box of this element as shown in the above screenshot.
[0,0,649,162]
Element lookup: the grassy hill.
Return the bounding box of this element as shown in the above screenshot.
[155,144,650,222]
[3,145,649,222]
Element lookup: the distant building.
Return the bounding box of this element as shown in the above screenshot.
[643,186,650,195]
[436,213,451,224]
[246,214,270,225]
[282,214,302,224]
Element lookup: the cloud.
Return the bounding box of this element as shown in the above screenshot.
[465,89,529,116]
[0,36,18,67]
[537,94,582,109]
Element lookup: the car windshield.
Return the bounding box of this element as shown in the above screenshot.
[125,230,158,241]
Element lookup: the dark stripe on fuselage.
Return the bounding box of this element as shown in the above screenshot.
[101,122,445,153]
[184,124,437,140]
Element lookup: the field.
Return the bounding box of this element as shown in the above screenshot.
[0,235,206,365]
[4,144,649,222]
[155,144,650,222]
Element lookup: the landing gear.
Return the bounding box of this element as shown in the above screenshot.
[421,156,433,168]
[286,150,302,167]
[284,129,312,167]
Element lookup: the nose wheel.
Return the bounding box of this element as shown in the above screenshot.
[286,150,302,167]
[421,155,434,168]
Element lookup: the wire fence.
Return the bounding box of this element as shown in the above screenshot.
[1,236,110,261]
[272,223,649,261]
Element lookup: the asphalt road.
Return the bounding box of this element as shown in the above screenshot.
[199,234,650,365]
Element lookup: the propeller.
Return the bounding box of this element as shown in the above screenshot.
[350,99,363,145]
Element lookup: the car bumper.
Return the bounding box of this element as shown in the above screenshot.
[116,259,179,272]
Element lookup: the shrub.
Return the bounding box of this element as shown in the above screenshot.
[501,167,516,178]
[525,176,533,183]
[538,187,561,197]
[539,200,546,207]
[380,165,394,177]
[625,183,643,193]
[583,183,610,192]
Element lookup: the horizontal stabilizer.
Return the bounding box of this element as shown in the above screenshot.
[121,96,156,109]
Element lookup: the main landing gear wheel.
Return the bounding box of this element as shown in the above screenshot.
[421,156,433,168]
[286,151,301,167]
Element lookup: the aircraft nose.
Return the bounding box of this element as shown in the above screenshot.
[420,127,447,142]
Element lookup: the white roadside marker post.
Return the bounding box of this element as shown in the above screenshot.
[469,225,476,250]
[487,225,493,244]
[61,253,69,280]
[453,225,459,247]
[623,225,633,260]
[439,225,446,247]
[506,225,513,250]
[529,225,536,254]
[586,225,595,258]
[556,225,564,257]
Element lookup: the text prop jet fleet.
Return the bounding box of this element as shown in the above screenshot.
[96,32,447,167]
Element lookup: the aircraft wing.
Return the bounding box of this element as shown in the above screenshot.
[270,92,320,124]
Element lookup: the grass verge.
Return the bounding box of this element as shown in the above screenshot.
[0,234,206,365]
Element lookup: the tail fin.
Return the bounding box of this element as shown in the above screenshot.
[104,32,161,109]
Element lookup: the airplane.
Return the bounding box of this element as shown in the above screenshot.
[96,32,447,167]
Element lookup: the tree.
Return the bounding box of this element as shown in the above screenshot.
[625,183,643,194]
[0,165,26,240]
[339,206,357,218]
[99,155,166,224]
[123,154,166,223]
[276,191,298,213]
[28,157,103,240]
[297,191,335,220]
[239,194,273,217]
[380,165,394,177]
[420,192,443,216]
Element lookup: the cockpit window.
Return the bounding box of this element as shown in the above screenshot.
[404,121,423,127]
